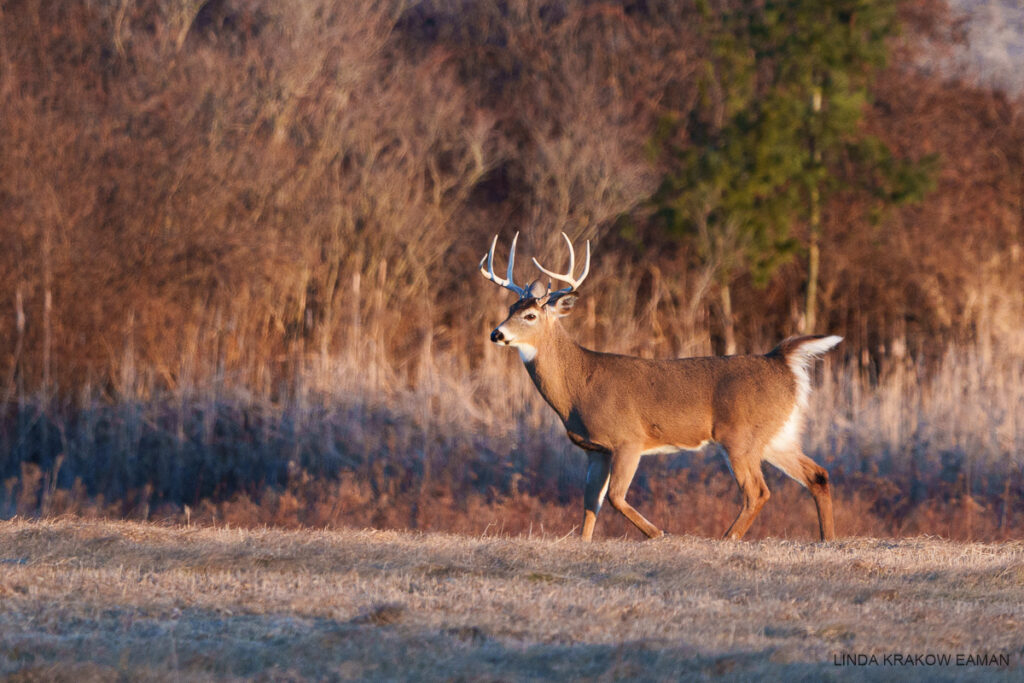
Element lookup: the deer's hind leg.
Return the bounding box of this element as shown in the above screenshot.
[721,442,771,540]
[766,450,836,541]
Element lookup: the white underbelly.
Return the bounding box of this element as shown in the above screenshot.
[639,440,712,457]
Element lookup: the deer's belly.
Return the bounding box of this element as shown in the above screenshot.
[639,441,712,457]
[565,429,612,453]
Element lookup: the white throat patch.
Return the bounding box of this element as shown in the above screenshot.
[515,343,538,363]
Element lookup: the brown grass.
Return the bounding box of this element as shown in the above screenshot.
[0,518,1021,680]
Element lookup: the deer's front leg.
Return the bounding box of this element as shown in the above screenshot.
[581,452,610,541]
[607,448,664,539]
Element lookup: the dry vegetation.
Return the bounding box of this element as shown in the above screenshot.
[0,519,1021,680]
[0,0,1022,540]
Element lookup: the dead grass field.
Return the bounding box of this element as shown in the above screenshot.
[0,519,1022,681]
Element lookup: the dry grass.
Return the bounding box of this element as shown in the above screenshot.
[1,518,1021,680]
[4,341,1023,541]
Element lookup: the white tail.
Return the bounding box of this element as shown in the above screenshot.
[481,234,841,541]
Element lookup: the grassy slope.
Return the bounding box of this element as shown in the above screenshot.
[1,520,1022,681]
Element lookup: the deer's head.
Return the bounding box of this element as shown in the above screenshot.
[479,232,589,362]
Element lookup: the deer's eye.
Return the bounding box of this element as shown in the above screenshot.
[524,312,538,321]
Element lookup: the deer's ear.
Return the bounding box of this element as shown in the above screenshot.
[526,279,548,299]
[546,292,579,317]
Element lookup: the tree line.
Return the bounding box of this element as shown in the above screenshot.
[1,0,1021,397]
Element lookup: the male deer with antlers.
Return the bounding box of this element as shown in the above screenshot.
[480,233,839,541]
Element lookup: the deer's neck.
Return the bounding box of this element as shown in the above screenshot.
[523,324,588,423]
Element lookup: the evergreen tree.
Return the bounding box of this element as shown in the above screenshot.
[652,0,936,345]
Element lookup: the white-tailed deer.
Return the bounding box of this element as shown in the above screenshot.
[480,232,840,541]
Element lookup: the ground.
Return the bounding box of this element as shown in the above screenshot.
[0,519,1022,681]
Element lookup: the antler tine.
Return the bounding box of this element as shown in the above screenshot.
[506,231,519,286]
[479,232,529,298]
[562,233,575,284]
[532,232,591,295]
[578,239,591,284]
[482,234,501,284]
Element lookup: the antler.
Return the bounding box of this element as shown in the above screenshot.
[479,232,529,298]
[532,232,591,297]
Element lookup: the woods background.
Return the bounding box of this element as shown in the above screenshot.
[1,0,1022,539]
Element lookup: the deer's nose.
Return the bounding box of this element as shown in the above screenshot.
[490,328,505,343]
